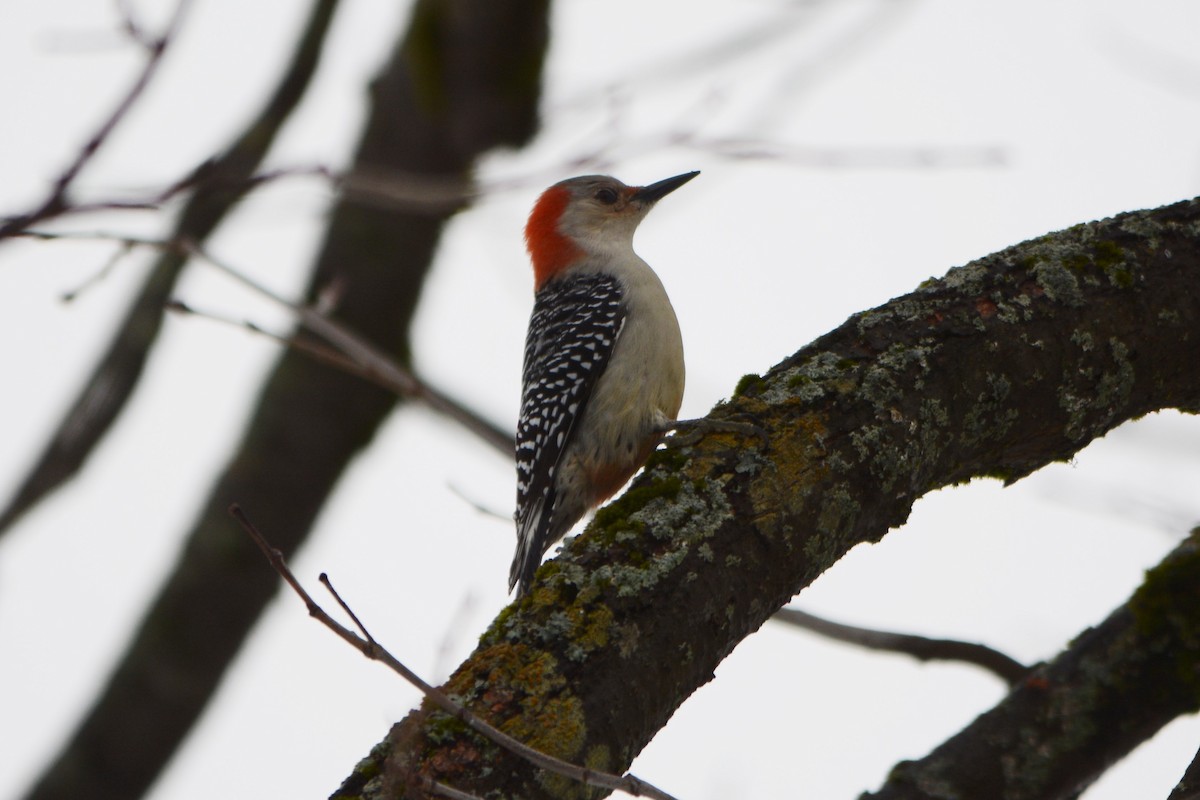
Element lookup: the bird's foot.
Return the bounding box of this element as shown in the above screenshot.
[666,416,769,448]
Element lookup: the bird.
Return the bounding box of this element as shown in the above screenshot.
[511,171,698,596]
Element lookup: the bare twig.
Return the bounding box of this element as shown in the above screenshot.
[19,229,173,245]
[231,505,681,800]
[0,0,192,240]
[61,240,137,302]
[16,230,515,458]
[114,0,159,50]
[17,163,337,224]
[69,0,190,186]
[165,298,386,384]
[189,241,514,456]
[5,126,1002,238]
[0,0,987,241]
[772,606,1029,686]
[446,484,509,523]
[412,774,486,800]
[0,0,346,545]
[318,573,375,645]
[431,590,481,681]
[691,137,1006,169]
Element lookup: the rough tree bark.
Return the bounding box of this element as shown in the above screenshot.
[335,196,1200,799]
[23,2,549,800]
[1169,738,1200,800]
[865,525,1200,799]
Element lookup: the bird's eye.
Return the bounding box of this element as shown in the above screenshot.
[595,188,619,205]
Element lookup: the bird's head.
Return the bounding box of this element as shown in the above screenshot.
[524,171,699,290]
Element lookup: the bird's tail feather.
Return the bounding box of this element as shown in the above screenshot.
[509,495,547,595]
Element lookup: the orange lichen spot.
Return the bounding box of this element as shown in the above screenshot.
[975,297,998,318]
[525,185,584,290]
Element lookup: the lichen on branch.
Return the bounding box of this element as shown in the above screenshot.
[349,197,1200,800]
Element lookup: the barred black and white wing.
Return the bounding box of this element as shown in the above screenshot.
[511,273,625,594]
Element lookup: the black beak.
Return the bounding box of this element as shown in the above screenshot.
[632,171,700,204]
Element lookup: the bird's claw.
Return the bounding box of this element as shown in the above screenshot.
[667,417,769,448]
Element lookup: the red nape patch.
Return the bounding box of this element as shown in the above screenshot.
[525,185,583,290]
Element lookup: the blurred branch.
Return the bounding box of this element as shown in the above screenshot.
[772,606,1029,686]
[0,0,994,233]
[330,135,1005,218]
[61,239,137,302]
[14,163,337,222]
[190,241,513,456]
[165,297,375,381]
[163,260,514,456]
[0,0,341,539]
[21,229,515,456]
[20,3,553,800]
[233,506,679,800]
[114,0,168,50]
[9,128,1004,228]
[746,0,919,131]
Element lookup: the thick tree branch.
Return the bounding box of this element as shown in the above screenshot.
[346,197,1200,798]
[232,506,679,800]
[864,526,1200,800]
[1169,741,1200,800]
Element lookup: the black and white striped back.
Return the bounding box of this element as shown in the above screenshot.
[511,272,626,593]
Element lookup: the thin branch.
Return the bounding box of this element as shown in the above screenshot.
[318,573,376,645]
[412,774,486,800]
[5,130,1002,236]
[19,229,177,246]
[0,0,191,240]
[772,607,1029,686]
[691,137,1006,169]
[0,0,345,546]
[430,590,481,681]
[0,1,991,240]
[114,0,159,50]
[16,230,516,458]
[446,483,509,523]
[63,0,191,189]
[164,299,388,386]
[231,505,681,800]
[189,241,514,456]
[61,240,136,303]
[24,163,336,223]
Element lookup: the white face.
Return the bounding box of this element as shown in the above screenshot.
[555,177,654,257]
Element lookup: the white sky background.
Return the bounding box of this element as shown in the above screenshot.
[2,0,1200,798]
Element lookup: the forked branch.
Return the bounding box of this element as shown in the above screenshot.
[231,505,681,800]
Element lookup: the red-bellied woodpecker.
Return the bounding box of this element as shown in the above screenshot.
[510,171,698,596]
